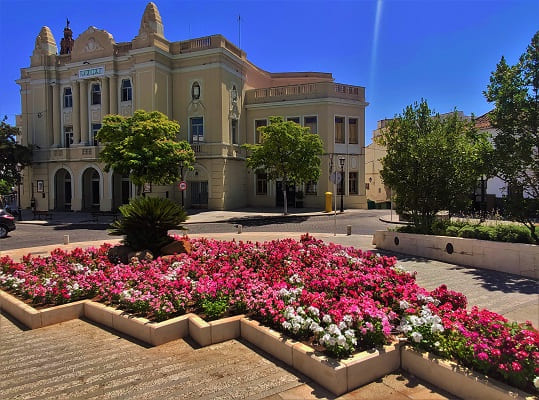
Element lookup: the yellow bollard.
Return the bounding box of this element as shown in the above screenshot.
[325,192,332,213]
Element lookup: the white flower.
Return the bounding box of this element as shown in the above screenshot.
[322,314,332,324]
[342,314,353,326]
[328,324,340,335]
[534,376,539,389]
[431,323,444,334]
[411,331,423,343]
[282,321,292,330]
[307,306,320,316]
[337,335,347,346]
[399,300,410,310]
[434,341,440,347]
[338,321,347,330]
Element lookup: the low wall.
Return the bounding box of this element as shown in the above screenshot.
[372,231,538,279]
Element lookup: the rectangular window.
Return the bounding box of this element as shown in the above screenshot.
[256,173,267,195]
[91,123,101,146]
[349,172,358,194]
[121,79,132,102]
[287,117,300,124]
[335,116,345,143]
[64,126,73,148]
[254,119,267,143]
[63,87,73,108]
[190,117,204,143]
[365,182,370,190]
[91,83,101,105]
[349,118,358,144]
[306,180,317,195]
[231,119,238,144]
[304,116,317,134]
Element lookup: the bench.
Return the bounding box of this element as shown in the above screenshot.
[33,210,53,220]
[90,211,119,222]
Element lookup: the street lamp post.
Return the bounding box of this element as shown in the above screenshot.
[339,157,345,213]
[16,163,22,221]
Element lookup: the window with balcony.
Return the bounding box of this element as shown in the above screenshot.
[231,119,238,144]
[91,123,101,146]
[349,172,358,194]
[349,118,358,144]
[63,87,72,108]
[121,79,132,102]
[256,173,268,195]
[91,83,101,105]
[64,126,73,148]
[335,116,345,143]
[190,117,204,143]
[254,119,267,143]
[304,116,317,134]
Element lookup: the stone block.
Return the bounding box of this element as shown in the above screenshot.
[240,318,296,366]
[209,314,243,344]
[0,289,41,329]
[188,314,211,346]
[150,314,190,346]
[161,239,192,256]
[112,311,152,344]
[83,301,114,328]
[292,342,347,395]
[40,300,85,326]
[342,344,400,392]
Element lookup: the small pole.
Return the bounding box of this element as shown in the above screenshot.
[63,235,69,245]
[333,182,337,236]
[347,225,352,235]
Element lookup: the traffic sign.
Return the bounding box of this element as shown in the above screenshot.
[329,172,342,185]
[178,181,187,191]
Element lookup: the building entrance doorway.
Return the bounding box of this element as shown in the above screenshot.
[276,181,295,207]
[54,168,72,211]
[82,168,100,211]
[190,181,208,208]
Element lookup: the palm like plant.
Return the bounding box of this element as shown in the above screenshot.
[108,196,188,254]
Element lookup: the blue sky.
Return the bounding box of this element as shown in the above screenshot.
[0,0,537,144]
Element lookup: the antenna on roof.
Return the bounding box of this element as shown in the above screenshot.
[238,14,241,48]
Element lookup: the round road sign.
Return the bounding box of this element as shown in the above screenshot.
[178,181,187,191]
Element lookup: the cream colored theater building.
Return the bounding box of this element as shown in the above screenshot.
[17,2,367,212]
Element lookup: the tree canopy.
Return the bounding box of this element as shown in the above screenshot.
[243,116,324,214]
[96,110,195,194]
[0,117,32,195]
[484,31,538,241]
[376,100,493,233]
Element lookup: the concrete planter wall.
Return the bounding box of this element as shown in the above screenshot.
[401,347,535,400]
[1,289,536,398]
[372,231,538,279]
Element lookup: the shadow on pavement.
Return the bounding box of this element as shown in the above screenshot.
[53,223,109,231]
[460,269,538,295]
[228,216,309,227]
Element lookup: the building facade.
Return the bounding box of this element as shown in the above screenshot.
[17,2,368,212]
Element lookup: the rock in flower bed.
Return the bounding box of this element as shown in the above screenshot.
[0,234,537,394]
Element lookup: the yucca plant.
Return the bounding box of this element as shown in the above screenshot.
[108,196,188,254]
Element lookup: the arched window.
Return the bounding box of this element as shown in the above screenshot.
[191,82,200,100]
[121,79,132,102]
[91,83,101,105]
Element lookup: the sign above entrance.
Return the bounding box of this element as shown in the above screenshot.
[78,66,104,79]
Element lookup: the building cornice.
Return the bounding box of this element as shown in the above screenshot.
[245,98,369,109]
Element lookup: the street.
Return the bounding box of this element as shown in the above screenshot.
[0,210,393,251]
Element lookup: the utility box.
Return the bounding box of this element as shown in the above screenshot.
[325,192,332,212]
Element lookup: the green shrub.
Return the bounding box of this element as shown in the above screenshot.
[494,224,533,244]
[457,225,478,239]
[108,196,188,254]
[446,226,460,237]
[476,225,495,241]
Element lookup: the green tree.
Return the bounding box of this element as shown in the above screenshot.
[0,116,32,195]
[376,100,492,233]
[96,110,195,195]
[243,116,324,215]
[484,31,538,241]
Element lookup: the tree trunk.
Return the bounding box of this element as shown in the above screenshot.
[283,187,288,215]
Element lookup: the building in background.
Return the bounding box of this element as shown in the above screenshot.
[364,119,391,207]
[16,2,368,212]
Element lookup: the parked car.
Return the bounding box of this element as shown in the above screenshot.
[0,208,16,238]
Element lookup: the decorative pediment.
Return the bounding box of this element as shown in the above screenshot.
[71,26,115,61]
[133,2,166,49]
[30,26,57,66]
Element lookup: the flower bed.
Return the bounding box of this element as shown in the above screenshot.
[0,234,537,394]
